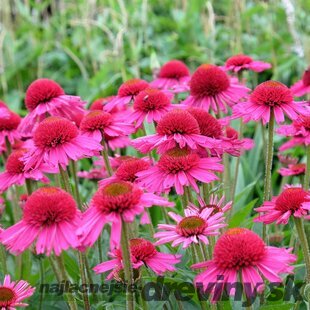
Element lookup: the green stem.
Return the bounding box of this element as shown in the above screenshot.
[202,183,210,203]
[70,161,82,209]
[97,235,105,284]
[38,258,44,310]
[5,137,12,156]
[25,179,33,195]
[304,145,310,190]
[58,165,73,195]
[101,138,113,176]
[78,252,91,310]
[54,255,78,310]
[121,218,135,310]
[263,109,275,242]
[223,153,231,201]
[0,245,7,274]
[294,218,310,283]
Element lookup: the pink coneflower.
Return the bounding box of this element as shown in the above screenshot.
[192,228,296,301]
[183,64,250,113]
[0,110,21,145]
[132,109,216,154]
[291,67,310,97]
[278,154,298,166]
[0,274,35,309]
[89,96,117,111]
[0,187,81,255]
[232,81,307,125]
[136,147,223,194]
[23,116,101,170]
[0,149,49,192]
[154,209,226,249]
[150,60,191,92]
[78,169,107,180]
[80,110,134,142]
[279,163,306,177]
[18,78,86,136]
[187,108,254,156]
[254,186,310,224]
[127,88,173,128]
[277,116,310,151]
[94,238,181,278]
[223,54,271,73]
[187,195,232,216]
[104,79,149,112]
[77,181,173,248]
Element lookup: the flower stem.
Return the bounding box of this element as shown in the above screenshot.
[97,235,105,284]
[77,252,91,310]
[263,109,275,242]
[25,179,33,195]
[304,145,310,191]
[58,165,73,195]
[70,161,82,209]
[38,258,44,310]
[54,255,78,310]
[294,218,310,283]
[121,218,135,310]
[5,137,12,156]
[0,245,7,274]
[101,139,113,176]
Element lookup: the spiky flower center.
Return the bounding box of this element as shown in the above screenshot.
[0,287,16,305]
[158,148,200,174]
[33,117,78,148]
[302,68,310,86]
[115,159,150,182]
[5,149,27,174]
[158,60,190,79]
[0,111,21,131]
[213,228,266,270]
[80,111,112,132]
[190,64,230,97]
[275,188,309,212]
[156,109,201,135]
[250,81,293,107]
[117,79,149,97]
[225,54,253,67]
[176,216,207,237]
[130,238,157,261]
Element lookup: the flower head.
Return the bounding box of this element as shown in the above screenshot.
[277,115,310,151]
[192,228,296,301]
[254,186,310,224]
[104,79,149,112]
[224,54,271,73]
[89,96,117,111]
[77,180,173,248]
[128,88,173,128]
[0,187,81,255]
[150,60,190,92]
[0,149,49,192]
[154,206,226,248]
[278,163,306,176]
[233,81,307,125]
[0,110,21,145]
[23,116,101,170]
[291,67,310,97]
[19,78,86,136]
[80,110,134,141]
[136,147,223,194]
[132,109,215,154]
[0,275,35,309]
[183,64,249,113]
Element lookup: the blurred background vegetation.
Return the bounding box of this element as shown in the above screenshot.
[0,0,309,113]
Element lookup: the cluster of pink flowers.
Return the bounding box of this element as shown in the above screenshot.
[0,55,309,308]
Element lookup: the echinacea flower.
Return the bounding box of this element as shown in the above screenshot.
[89,96,117,111]
[0,110,21,145]
[183,64,250,114]
[94,238,181,278]
[254,186,310,224]
[78,168,107,180]
[187,107,254,156]
[127,88,173,128]
[132,109,216,154]
[80,110,134,142]
[291,67,310,97]
[136,147,223,194]
[278,163,306,177]
[77,181,173,248]
[192,228,296,301]
[278,154,298,166]
[99,157,151,187]
[23,116,101,170]
[154,208,226,249]
[0,187,81,255]
[18,78,86,136]
[277,116,310,151]
[0,149,49,193]
[0,274,35,309]
[104,79,149,112]
[187,195,232,215]
[232,81,307,125]
[223,54,271,73]
[150,60,190,92]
